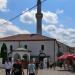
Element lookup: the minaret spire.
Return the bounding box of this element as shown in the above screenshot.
[36,0,43,35]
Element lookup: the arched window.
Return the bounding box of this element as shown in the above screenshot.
[23,54,28,61]
[14,53,21,61]
[10,45,13,52]
[24,45,27,49]
[41,45,44,51]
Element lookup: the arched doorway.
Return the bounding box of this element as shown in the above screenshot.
[14,53,21,62]
[39,53,46,61]
[22,54,28,61]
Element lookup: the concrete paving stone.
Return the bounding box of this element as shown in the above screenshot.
[0,68,75,75]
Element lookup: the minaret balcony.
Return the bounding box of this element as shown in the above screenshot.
[36,13,43,18]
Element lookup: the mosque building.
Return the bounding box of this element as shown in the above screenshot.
[0,0,72,62]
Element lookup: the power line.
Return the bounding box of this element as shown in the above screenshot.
[0,0,47,25]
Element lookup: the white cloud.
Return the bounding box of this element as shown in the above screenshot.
[43,11,58,24]
[56,9,64,14]
[42,25,56,32]
[20,9,58,24]
[20,10,36,24]
[0,19,30,37]
[0,0,8,12]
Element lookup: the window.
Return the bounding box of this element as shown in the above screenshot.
[24,45,27,49]
[41,45,44,51]
[10,45,13,52]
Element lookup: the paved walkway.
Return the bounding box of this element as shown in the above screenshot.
[0,69,4,75]
[0,68,75,75]
[38,69,75,75]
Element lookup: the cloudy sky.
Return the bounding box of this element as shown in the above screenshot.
[0,0,75,47]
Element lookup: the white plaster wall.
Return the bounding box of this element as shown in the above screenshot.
[62,44,68,53]
[0,40,55,61]
[0,40,70,62]
[21,41,55,59]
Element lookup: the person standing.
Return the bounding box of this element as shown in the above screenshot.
[35,60,39,75]
[4,59,12,75]
[11,59,24,75]
[27,60,36,75]
[47,61,49,69]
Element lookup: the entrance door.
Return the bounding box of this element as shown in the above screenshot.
[14,53,21,62]
[39,53,46,61]
[23,54,28,61]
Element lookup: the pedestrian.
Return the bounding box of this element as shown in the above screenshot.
[47,61,49,69]
[4,59,13,75]
[35,60,39,75]
[35,60,39,70]
[40,61,43,69]
[49,62,53,69]
[11,59,24,75]
[27,60,36,75]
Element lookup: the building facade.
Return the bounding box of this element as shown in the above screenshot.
[0,34,71,62]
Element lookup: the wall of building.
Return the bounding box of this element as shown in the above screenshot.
[0,40,56,61]
[0,40,71,62]
[0,41,19,53]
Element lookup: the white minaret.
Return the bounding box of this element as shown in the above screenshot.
[36,0,43,35]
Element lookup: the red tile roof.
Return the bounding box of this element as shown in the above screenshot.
[0,34,55,41]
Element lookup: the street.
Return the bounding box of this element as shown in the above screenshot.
[0,67,75,75]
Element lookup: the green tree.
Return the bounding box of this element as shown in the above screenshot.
[0,52,1,58]
[1,43,7,63]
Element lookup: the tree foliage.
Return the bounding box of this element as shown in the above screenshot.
[0,52,1,58]
[1,43,7,59]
